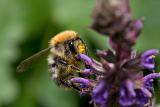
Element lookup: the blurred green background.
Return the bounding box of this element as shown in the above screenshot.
[0,0,160,107]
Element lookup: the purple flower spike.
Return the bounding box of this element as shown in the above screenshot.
[141,49,159,70]
[71,77,91,88]
[78,54,93,65]
[71,0,160,106]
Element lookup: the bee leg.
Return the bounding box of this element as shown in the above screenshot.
[68,65,92,74]
[82,69,92,74]
[54,78,81,91]
[78,69,92,79]
[66,65,83,73]
[71,77,91,87]
[70,82,82,91]
[58,79,72,88]
[70,77,92,92]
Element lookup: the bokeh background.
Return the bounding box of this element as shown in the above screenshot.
[0,0,160,107]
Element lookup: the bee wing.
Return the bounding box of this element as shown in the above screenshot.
[16,47,50,72]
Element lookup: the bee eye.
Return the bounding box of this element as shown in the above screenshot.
[68,41,76,53]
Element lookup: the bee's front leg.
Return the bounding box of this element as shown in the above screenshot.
[66,65,83,73]
[58,78,82,91]
[70,77,94,93]
[67,65,93,75]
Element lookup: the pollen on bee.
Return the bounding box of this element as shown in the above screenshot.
[78,44,85,54]
[50,30,78,45]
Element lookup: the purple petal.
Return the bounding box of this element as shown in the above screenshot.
[140,87,152,98]
[83,69,92,73]
[144,79,154,92]
[141,49,159,60]
[93,81,106,94]
[119,87,135,106]
[143,73,160,83]
[143,73,160,93]
[141,49,159,70]
[126,18,144,43]
[78,54,93,65]
[71,77,91,87]
[133,18,144,30]
[126,80,136,97]
[135,89,149,106]
[119,97,135,106]
[92,81,108,105]
[142,63,155,69]
[145,56,155,64]
[103,91,108,99]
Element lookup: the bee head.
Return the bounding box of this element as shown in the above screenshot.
[49,31,87,58]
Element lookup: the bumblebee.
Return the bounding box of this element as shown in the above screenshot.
[17,31,88,90]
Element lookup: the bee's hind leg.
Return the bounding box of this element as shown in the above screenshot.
[57,78,82,91]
